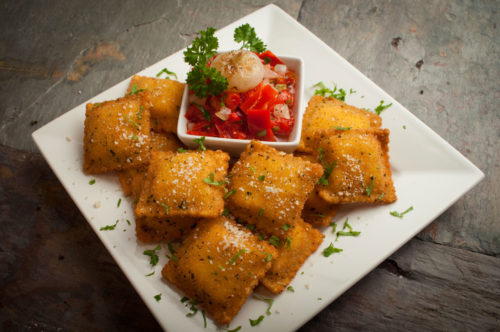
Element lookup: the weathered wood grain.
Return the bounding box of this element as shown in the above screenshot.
[0,145,162,331]
[300,239,500,331]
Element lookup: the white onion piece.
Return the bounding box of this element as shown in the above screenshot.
[215,107,232,121]
[187,122,194,130]
[274,104,290,119]
[210,50,264,93]
[274,64,287,74]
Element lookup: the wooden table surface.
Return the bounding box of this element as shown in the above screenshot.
[1,1,499,331]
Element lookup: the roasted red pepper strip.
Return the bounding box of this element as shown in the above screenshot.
[247,108,274,141]
[239,82,262,113]
[255,84,278,110]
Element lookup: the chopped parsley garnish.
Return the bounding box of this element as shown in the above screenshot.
[268,235,281,247]
[233,23,266,53]
[334,126,351,130]
[403,125,407,130]
[350,88,356,94]
[230,249,246,265]
[257,175,265,181]
[365,176,375,196]
[318,161,336,185]
[125,115,140,129]
[178,147,187,153]
[166,242,178,262]
[156,67,178,79]
[249,315,265,326]
[154,293,162,302]
[145,271,155,277]
[258,208,264,217]
[224,189,236,199]
[89,179,96,185]
[137,105,144,120]
[130,135,138,140]
[337,231,361,237]
[282,223,291,231]
[184,298,199,317]
[100,220,119,231]
[323,242,343,257]
[287,286,295,292]
[317,147,325,162]
[285,236,291,248]
[134,197,139,205]
[143,245,161,266]
[194,136,206,151]
[126,219,131,225]
[330,221,337,234]
[202,310,207,328]
[377,192,385,200]
[263,57,271,64]
[222,208,230,216]
[184,27,227,98]
[180,297,189,303]
[247,165,255,173]
[313,82,347,101]
[160,202,169,215]
[343,218,351,231]
[227,326,242,332]
[262,252,272,262]
[246,224,256,231]
[390,206,414,218]
[128,83,145,95]
[374,100,392,115]
[253,295,274,315]
[91,103,100,110]
[117,198,122,207]
[256,130,267,137]
[195,103,211,120]
[203,172,225,186]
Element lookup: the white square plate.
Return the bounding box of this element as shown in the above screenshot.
[32,4,484,332]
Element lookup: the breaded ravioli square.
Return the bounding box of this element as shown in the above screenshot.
[135,150,229,219]
[227,141,323,237]
[135,216,198,243]
[127,75,185,133]
[313,128,397,204]
[297,95,382,153]
[116,131,184,198]
[83,93,152,174]
[261,219,324,293]
[302,190,340,227]
[162,217,277,325]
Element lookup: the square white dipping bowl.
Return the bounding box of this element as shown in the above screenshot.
[177,55,304,156]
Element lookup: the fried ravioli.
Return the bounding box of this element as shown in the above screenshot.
[297,95,382,153]
[312,128,396,204]
[83,93,152,174]
[227,141,323,237]
[127,75,185,133]
[162,217,277,325]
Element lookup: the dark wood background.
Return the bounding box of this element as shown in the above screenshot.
[1,1,499,331]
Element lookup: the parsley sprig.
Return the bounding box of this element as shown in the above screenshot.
[318,161,336,185]
[203,172,225,186]
[184,27,228,98]
[234,23,266,53]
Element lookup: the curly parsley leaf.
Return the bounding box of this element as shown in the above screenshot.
[234,23,266,53]
[184,27,228,98]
